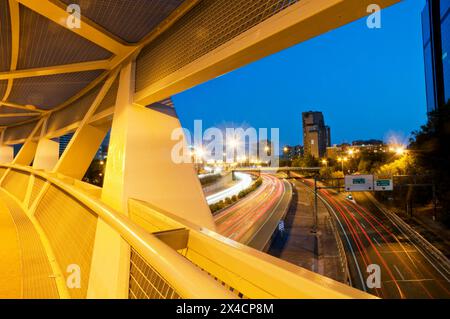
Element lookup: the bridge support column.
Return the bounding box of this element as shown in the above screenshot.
[0,145,13,164]
[101,62,215,231]
[12,119,44,166]
[33,138,59,171]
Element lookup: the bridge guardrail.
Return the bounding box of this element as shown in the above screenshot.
[0,164,234,299]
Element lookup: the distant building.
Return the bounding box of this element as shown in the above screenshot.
[283,145,304,160]
[422,0,450,114]
[302,111,330,158]
[58,132,73,157]
[326,141,387,159]
[352,139,383,146]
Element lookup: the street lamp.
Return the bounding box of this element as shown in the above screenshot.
[347,149,354,156]
[395,146,406,156]
[337,156,348,173]
[321,159,328,167]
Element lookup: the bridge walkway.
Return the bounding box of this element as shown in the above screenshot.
[0,191,59,298]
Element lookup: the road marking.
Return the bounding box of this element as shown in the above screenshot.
[381,250,417,254]
[366,194,450,282]
[394,265,406,281]
[372,237,382,247]
[307,186,363,290]
[385,279,434,283]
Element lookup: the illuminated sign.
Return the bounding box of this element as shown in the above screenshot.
[374,179,393,191]
[344,175,374,192]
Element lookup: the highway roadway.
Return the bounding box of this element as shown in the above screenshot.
[214,174,290,248]
[301,178,450,299]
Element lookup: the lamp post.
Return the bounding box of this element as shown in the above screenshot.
[337,156,348,174]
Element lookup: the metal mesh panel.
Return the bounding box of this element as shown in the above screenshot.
[29,176,46,208]
[2,120,39,143]
[129,248,181,299]
[95,76,119,115]
[179,249,246,299]
[7,70,103,110]
[0,80,7,100]
[2,169,29,202]
[0,190,59,298]
[59,0,183,43]
[136,0,299,91]
[35,185,98,299]
[17,4,112,69]
[0,106,39,114]
[0,116,37,127]
[47,81,103,132]
[0,0,11,72]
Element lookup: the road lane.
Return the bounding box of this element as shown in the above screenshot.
[214,174,286,245]
[300,178,450,299]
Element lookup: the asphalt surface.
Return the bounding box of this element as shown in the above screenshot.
[214,174,288,246]
[301,179,450,299]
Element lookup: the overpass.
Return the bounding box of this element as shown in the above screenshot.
[0,0,399,298]
[232,167,320,177]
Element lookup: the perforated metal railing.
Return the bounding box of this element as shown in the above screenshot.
[0,164,234,299]
[0,164,375,299]
[136,0,300,91]
[127,200,374,299]
[129,248,181,299]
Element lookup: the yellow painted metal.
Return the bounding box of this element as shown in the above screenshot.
[1,0,19,103]
[0,113,40,118]
[54,70,119,179]
[0,145,13,163]
[0,102,46,113]
[12,118,44,166]
[0,60,111,80]
[0,164,236,299]
[16,0,131,56]
[33,138,59,171]
[134,0,399,106]
[103,63,216,230]
[129,199,376,299]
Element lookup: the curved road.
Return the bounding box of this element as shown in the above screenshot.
[214,174,287,246]
[301,178,450,299]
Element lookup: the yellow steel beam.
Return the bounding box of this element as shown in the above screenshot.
[0,101,46,113]
[134,0,400,106]
[1,0,198,132]
[0,113,40,118]
[16,0,132,56]
[0,60,110,80]
[2,0,20,102]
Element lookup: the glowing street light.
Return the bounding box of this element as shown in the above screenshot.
[395,146,406,156]
[337,156,348,173]
[321,159,328,167]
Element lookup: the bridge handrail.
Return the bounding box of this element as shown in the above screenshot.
[0,164,234,299]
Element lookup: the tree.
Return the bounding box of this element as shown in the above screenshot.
[409,102,450,225]
[292,154,319,167]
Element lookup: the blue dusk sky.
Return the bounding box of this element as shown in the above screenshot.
[173,0,427,147]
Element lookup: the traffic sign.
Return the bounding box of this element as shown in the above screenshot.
[374,178,393,191]
[344,175,374,192]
